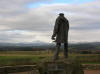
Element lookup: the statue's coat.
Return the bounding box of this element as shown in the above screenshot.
[52,16,69,43]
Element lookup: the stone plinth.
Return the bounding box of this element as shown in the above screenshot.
[0,59,84,74]
[38,58,84,74]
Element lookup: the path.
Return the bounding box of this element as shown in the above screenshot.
[84,70,100,74]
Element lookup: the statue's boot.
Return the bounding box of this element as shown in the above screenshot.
[54,44,60,60]
[64,43,68,58]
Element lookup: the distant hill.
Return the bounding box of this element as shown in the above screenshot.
[0,42,100,51]
[69,42,100,51]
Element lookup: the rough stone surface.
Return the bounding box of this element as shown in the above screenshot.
[38,58,84,74]
[0,58,84,74]
[0,65,37,74]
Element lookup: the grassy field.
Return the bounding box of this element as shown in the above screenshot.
[0,51,100,66]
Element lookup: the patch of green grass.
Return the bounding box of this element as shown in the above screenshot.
[82,62,100,64]
[0,56,45,66]
[0,51,100,66]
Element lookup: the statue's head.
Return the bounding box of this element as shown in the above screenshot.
[59,13,64,16]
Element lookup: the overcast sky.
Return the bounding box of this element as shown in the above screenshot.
[0,0,100,43]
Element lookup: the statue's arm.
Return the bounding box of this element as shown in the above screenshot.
[52,19,59,39]
[67,20,69,30]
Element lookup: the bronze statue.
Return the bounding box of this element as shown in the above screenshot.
[51,13,69,60]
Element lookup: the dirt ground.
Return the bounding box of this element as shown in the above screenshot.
[10,71,32,74]
[84,70,100,74]
[10,70,100,74]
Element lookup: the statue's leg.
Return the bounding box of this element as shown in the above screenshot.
[54,43,61,60]
[64,42,68,58]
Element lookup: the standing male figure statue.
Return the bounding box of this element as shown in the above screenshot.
[52,13,69,60]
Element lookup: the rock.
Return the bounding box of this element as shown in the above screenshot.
[38,58,84,74]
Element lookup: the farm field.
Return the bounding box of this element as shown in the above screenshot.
[0,51,100,66]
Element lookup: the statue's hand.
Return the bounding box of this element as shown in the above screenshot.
[52,37,55,40]
[51,35,55,40]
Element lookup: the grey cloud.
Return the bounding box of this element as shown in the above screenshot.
[1,2,100,31]
[0,0,100,43]
[71,24,100,30]
[0,0,51,16]
[68,29,100,42]
[0,30,36,43]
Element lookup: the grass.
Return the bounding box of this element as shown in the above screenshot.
[0,56,45,66]
[0,51,100,66]
[83,62,100,64]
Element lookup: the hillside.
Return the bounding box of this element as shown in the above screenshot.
[0,42,100,51]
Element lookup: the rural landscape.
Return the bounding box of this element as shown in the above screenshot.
[0,42,100,74]
[0,0,100,74]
